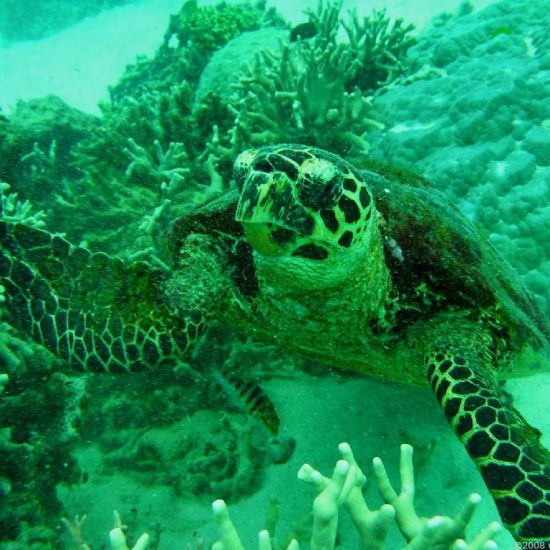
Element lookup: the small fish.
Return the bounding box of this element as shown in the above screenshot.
[290,22,318,42]
[211,366,280,435]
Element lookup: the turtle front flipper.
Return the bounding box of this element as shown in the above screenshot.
[0,221,227,372]
[419,315,550,542]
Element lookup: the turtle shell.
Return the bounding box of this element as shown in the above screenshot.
[361,164,549,371]
[167,163,549,376]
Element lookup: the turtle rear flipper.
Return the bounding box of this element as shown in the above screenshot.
[421,316,550,542]
[0,221,226,372]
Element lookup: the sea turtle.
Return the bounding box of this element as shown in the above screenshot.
[1,143,549,543]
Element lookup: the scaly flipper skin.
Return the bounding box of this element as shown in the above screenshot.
[421,315,550,541]
[0,220,226,371]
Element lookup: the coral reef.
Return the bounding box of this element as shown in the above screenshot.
[165,0,280,58]
[364,0,550,314]
[110,0,286,102]
[211,1,416,157]
[0,96,98,200]
[0,1,415,260]
[0,3,289,260]
[0,181,46,229]
[212,443,501,549]
[4,1,541,548]
[342,8,416,93]
[0,337,83,547]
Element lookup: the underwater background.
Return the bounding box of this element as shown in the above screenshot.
[0,0,549,548]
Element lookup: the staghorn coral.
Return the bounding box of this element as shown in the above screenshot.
[0,96,98,192]
[0,181,46,228]
[212,443,501,549]
[73,2,288,255]
[122,138,191,258]
[64,510,150,550]
[210,1,415,158]
[124,139,189,189]
[341,7,416,92]
[68,84,236,258]
[1,50,233,259]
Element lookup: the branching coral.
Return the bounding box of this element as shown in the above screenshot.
[124,138,189,188]
[19,139,62,183]
[341,8,416,92]
[163,0,279,58]
[0,181,46,227]
[123,138,190,241]
[110,0,286,102]
[64,510,150,550]
[83,443,500,549]
[216,1,415,157]
[213,443,501,549]
[68,83,233,259]
[0,96,98,204]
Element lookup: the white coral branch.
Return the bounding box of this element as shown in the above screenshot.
[213,443,501,549]
[0,181,46,228]
[109,510,149,550]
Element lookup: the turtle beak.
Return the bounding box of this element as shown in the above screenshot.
[234,172,278,255]
[236,171,312,229]
[241,223,286,256]
[235,172,293,256]
[235,168,317,256]
[235,170,276,223]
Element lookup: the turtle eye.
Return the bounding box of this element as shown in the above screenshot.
[297,172,341,209]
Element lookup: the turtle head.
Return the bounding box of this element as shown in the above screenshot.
[234,144,375,261]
